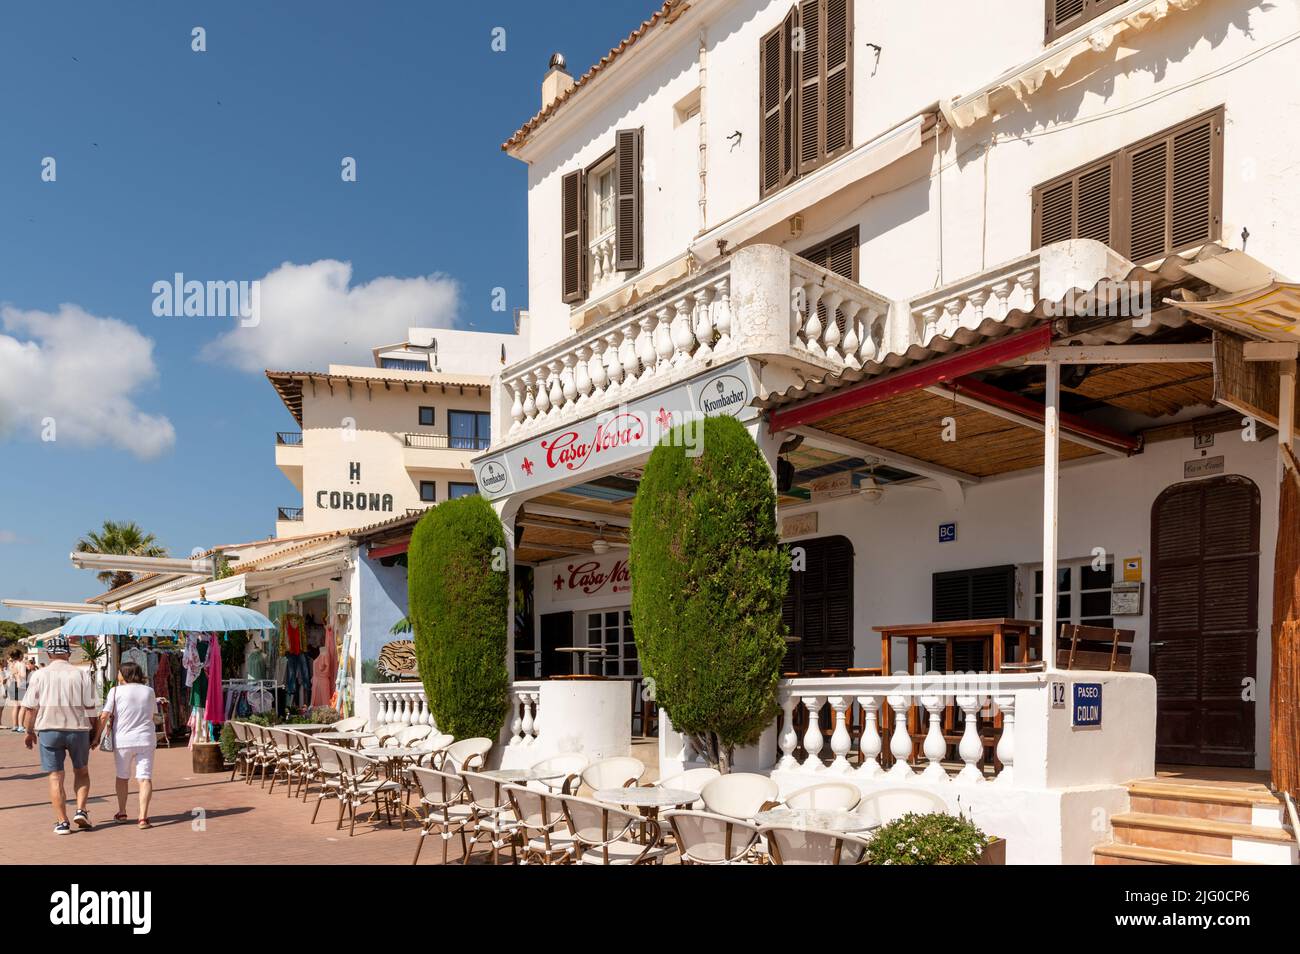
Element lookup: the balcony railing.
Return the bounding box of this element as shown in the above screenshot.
[403,433,489,451]
[499,245,893,442]
[276,431,303,446]
[909,250,1041,347]
[277,507,303,522]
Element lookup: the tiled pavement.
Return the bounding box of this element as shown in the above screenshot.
[0,732,665,866]
[0,731,451,865]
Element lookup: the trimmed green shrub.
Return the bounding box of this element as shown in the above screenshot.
[630,415,789,772]
[863,812,991,865]
[409,494,510,739]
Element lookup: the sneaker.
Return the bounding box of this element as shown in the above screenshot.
[73,810,92,830]
[54,821,71,835]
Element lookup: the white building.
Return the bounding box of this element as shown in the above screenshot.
[268,325,523,537]
[443,0,1300,863]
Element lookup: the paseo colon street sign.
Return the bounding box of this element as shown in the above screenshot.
[474,359,759,499]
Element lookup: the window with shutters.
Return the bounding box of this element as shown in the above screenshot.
[560,128,644,306]
[1045,0,1128,43]
[800,226,859,346]
[759,0,852,199]
[782,535,853,674]
[932,565,1016,622]
[1032,107,1223,263]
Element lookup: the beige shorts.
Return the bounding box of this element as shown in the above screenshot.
[114,745,155,781]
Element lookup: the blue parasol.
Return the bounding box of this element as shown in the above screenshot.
[60,609,138,638]
[131,596,275,636]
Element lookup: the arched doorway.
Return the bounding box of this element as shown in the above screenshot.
[1151,475,1260,767]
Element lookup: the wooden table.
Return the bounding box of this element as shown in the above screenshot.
[871,618,1038,773]
[873,618,1039,676]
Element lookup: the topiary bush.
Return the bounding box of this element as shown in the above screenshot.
[408,494,510,740]
[863,812,991,865]
[630,414,789,772]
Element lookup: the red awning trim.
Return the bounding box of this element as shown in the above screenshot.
[767,325,1052,432]
[940,376,1142,454]
[368,541,410,560]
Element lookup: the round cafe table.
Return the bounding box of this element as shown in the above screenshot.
[356,745,442,827]
[752,808,873,832]
[593,786,698,844]
[313,730,371,748]
[479,767,569,784]
[272,723,332,733]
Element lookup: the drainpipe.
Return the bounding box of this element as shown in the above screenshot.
[1041,361,1060,673]
[697,27,708,234]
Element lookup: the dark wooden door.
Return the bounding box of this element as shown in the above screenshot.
[783,535,854,673]
[1151,476,1259,767]
[539,611,573,678]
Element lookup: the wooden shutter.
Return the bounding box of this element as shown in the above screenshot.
[760,9,797,198]
[614,128,643,272]
[823,0,852,160]
[560,169,587,303]
[1046,0,1127,43]
[783,535,854,674]
[1032,156,1115,250]
[932,565,1016,622]
[1126,108,1223,262]
[796,0,824,174]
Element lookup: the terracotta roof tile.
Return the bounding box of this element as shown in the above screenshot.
[502,2,684,152]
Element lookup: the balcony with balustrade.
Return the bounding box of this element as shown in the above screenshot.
[493,243,897,448]
[275,431,304,490]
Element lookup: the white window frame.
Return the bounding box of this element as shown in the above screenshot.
[584,608,638,678]
[1017,556,1116,628]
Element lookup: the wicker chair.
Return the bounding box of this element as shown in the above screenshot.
[461,770,521,864]
[663,810,763,864]
[505,784,578,864]
[407,765,475,865]
[761,825,871,865]
[562,796,669,865]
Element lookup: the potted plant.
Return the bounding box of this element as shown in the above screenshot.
[863,812,1005,865]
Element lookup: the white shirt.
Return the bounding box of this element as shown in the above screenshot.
[102,683,158,749]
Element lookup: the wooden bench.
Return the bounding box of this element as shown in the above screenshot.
[1057,624,1135,671]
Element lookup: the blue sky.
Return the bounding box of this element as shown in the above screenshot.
[0,0,653,620]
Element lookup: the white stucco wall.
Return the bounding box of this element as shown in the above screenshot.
[781,431,1279,769]
[515,0,1300,350]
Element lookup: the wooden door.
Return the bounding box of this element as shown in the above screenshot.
[1151,476,1259,766]
[783,535,854,673]
[539,611,573,679]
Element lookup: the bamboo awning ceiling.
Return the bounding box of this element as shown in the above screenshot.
[514,510,630,565]
[760,247,1241,479]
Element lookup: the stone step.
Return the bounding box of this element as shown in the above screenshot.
[1093,842,1263,866]
[1111,811,1295,857]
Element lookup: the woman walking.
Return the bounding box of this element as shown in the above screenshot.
[98,662,158,828]
[6,650,27,731]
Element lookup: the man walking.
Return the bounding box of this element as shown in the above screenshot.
[21,636,100,835]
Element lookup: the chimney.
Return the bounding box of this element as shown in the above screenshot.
[541,52,573,110]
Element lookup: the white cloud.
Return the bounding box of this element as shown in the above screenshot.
[0,530,21,544]
[0,304,175,459]
[201,259,460,372]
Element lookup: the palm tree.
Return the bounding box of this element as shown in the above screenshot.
[76,521,169,590]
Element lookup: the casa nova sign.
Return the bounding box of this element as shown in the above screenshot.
[474,359,759,499]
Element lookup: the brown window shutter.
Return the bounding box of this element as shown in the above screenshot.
[1046,0,1127,43]
[1032,156,1115,250]
[796,0,824,174]
[614,127,643,272]
[1125,108,1223,262]
[560,168,587,304]
[800,225,859,339]
[823,0,852,160]
[760,10,797,198]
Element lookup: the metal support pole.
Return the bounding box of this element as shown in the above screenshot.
[1041,361,1061,673]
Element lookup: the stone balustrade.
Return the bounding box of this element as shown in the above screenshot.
[369,683,436,728]
[506,680,545,747]
[589,230,619,296]
[774,673,1035,786]
[909,251,1041,348]
[789,256,893,371]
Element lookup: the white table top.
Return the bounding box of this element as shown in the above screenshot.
[314,730,370,741]
[753,808,873,832]
[553,646,606,655]
[273,723,332,732]
[594,786,699,808]
[480,768,569,783]
[356,745,438,759]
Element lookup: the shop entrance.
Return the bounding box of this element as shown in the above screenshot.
[1151,475,1260,767]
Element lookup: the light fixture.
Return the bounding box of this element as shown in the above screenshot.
[858,466,885,503]
[335,596,352,627]
[591,522,611,555]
